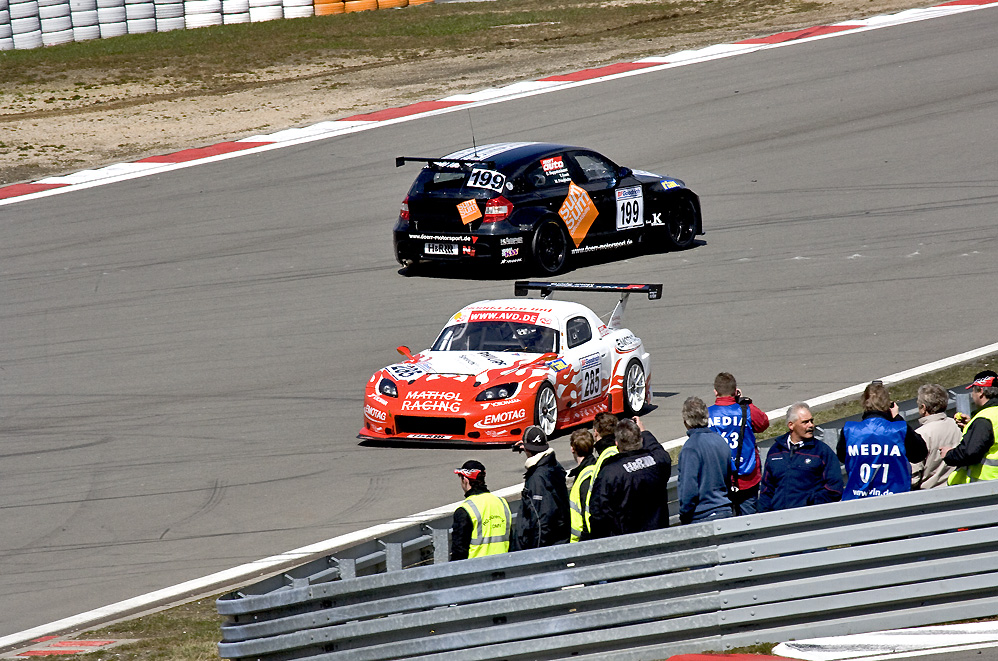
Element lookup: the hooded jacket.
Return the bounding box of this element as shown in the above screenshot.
[588,436,672,538]
[511,449,569,551]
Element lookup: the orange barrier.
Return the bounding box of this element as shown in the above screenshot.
[408,0,433,5]
[343,0,377,10]
[314,1,345,13]
[377,0,408,8]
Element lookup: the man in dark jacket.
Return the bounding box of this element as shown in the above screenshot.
[510,426,569,551]
[759,402,843,512]
[678,397,734,524]
[588,418,672,538]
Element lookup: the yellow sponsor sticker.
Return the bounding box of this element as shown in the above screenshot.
[456,199,482,225]
[559,182,599,247]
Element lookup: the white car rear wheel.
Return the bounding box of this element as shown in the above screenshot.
[623,359,646,417]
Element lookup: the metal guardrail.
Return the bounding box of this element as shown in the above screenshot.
[217,477,998,661]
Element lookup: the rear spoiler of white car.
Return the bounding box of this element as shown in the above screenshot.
[513,281,663,330]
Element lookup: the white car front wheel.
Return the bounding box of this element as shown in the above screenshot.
[623,359,646,417]
[534,383,558,436]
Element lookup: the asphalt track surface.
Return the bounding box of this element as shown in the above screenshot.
[2,6,997,639]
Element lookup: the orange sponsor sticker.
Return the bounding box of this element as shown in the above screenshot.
[456,199,482,225]
[559,182,598,247]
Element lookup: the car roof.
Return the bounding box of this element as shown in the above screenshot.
[440,142,589,172]
[447,298,601,327]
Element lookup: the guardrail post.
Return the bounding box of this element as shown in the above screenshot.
[380,540,403,572]
[819,426,839,446]
[423,520,451,564]
[332,557,356,580]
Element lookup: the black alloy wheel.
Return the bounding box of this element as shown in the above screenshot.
[532,220,569,274]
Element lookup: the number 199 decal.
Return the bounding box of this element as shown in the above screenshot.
[615,186,644,230]
[467,168,507,192]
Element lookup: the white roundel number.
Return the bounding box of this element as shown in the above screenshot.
[468,168,507,192]
[615,186,644,230]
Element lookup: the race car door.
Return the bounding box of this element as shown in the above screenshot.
[562,313,612,412]
[568,151,645,247]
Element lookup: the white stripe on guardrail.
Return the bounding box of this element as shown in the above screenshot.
[2,340,996,652]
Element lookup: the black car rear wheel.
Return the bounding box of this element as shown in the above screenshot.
[666,195,698,249]
[531,220,569,274]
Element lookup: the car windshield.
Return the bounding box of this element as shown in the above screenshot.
[432,322,559,354]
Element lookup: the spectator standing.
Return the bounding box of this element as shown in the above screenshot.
[837,381,928,500]
[911,383,959,489]
[707,372,771,515]
[588,419,672,538]
[451,460,511,561]
[943,370,998,484]
[582,412,618,539]
[758,402,843,511]
[567,429,597,542]
[510,426,569,551]
[677,397,734,524]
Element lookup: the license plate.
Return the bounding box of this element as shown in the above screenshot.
[425,242,458,256]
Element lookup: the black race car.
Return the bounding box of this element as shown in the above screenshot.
[393,142,702,275]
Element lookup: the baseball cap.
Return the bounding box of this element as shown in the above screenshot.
[968,370,998,389]
[521,425,549,452]
[454,459,486,481]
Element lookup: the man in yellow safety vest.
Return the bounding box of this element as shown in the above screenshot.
[567,429,597,542]
[944,370,998,484]
[451,460,512,560]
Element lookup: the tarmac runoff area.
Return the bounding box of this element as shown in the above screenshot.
[1,341,997,658]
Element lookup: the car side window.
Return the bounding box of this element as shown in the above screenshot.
[572,153,617,186]
[566,316,593,349]
[521,154,573,190]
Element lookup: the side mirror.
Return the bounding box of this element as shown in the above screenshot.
[397,345,413,359]
[618,166,633,178]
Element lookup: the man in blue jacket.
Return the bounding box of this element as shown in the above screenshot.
[678,396,734,524]
[759,402,843,511]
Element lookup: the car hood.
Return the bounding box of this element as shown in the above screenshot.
[383,350,552,383]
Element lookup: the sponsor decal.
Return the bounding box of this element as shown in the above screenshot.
[474,408,527,429]
[559,182,599,248]
[541,156,566,173]
[367,393,389,406]
[598,324,610,338]
[409,233,472,242]
[478,352,508,365]
[407,434,452,439]
[485,430,508,437]
[501,247,519,258]
[622,455,657,473]
[467,168,507,192]
[579,353,602,402]
[581,353,601,368]
[386,363,427,380]
[614,332,641,352]
[462,245,476,256]
[500,236,524,245]
[459,354,478,365]
[570,238,633,255]
[365,405,388,422]
[457,199,482,225]
[401,390,463,413]
[661,179,680,189]
[452,311,465,323]
[481,398,522,409]
[547,358,569,371]
[469,310,540,324]
[500,258,524,264]
[650,212,664,226]
[615,186,644,230]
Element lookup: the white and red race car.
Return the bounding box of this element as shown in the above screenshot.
[359,282,661,445]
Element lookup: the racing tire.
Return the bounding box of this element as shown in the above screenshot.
[664,195,698,250]
[534,382,557,437]
[622,359,646,417]
[531,219,569,275]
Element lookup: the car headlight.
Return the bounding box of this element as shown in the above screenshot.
[378,378,398,398]
[476,383,517,401]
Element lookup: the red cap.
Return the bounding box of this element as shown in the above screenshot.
[968,370,998,389]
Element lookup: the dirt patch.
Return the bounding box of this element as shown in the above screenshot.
[0,0,929,186]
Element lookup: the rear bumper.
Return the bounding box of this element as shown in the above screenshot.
[394,230,528,268]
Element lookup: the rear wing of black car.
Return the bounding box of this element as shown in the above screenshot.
[395,156,497,170]
[514,281,663,300]
[514,281,663,330]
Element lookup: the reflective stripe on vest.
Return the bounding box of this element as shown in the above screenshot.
[584,446,618,534]
[460,492,511,558]
[569,462,597,543]
[947,406,998,485]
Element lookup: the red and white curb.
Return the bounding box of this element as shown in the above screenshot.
[0,637,134,659]
[1,0,995,208]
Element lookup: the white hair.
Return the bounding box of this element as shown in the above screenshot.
[786,402,811,423]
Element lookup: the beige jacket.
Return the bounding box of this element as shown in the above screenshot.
[911,412,960,489]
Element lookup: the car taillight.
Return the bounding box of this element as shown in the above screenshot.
[399,196,410,222]
[483,195,513,224]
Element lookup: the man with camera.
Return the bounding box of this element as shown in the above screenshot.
[707,372,771,515]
